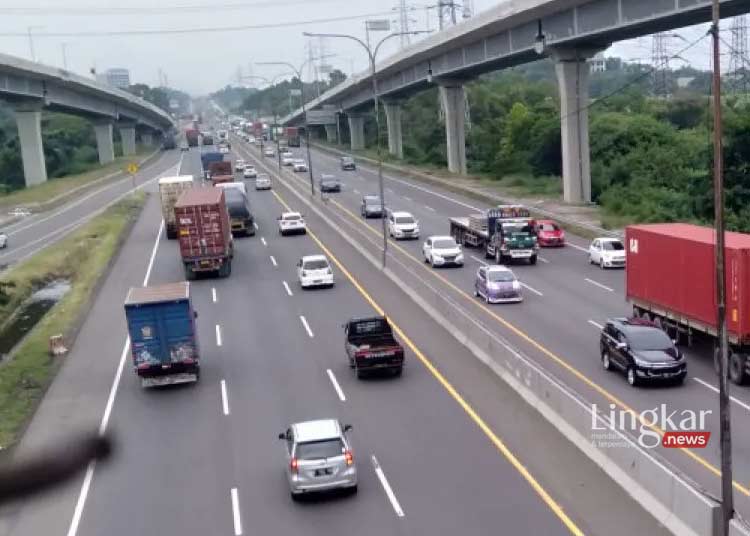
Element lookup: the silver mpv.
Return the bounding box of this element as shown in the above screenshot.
[279,419,358,499]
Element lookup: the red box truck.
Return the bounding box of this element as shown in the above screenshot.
[175,188,233,280]
[626,223,750,384]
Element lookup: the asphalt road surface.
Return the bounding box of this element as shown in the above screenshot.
[0,143,669,536]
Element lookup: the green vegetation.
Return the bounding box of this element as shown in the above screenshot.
[321,59,750,231]
[0,193,145,448]
[0,149,148,209]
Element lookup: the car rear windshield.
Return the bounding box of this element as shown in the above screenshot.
[365,197,380,205]
[602,241,624,251]
[628,328,673,351]
[433,239,457,249]
[284,214,301,220]
[296,438,345,460]
[395,216,414,224]
[303,259,328,270]
[488,270,515,282]
[538,223,559,231]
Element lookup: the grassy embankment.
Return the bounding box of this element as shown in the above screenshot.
[0,192,145,448]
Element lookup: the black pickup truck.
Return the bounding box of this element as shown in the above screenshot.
[345,316,404,378]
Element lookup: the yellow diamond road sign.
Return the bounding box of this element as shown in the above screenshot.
[127,163,139,175]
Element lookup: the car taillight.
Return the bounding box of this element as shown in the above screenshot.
[290,458,298,474]
[345,451,354,466]
[355,350,367,358]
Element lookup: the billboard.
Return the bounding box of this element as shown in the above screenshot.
[305,109,337,125]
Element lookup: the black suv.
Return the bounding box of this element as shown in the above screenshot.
[360,195,383,218]
[599,318,686,386]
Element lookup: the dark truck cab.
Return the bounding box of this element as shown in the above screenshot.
[344,316,404,378]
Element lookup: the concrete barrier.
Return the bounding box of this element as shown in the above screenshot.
[239,136,721,536]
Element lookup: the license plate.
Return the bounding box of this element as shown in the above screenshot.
[313,280,322,284]
[511,250,531,257]
[315,468,332,476]
[200,260,212,266]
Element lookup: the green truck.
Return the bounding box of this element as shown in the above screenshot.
[449,205,539,265]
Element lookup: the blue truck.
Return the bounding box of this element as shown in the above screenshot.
[124,281,200,388]
[200,150,224,180]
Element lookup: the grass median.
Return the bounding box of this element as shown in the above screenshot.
[0,192,145,449]
[0,147,152,212]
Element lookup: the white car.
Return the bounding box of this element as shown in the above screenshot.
[292,159,308,172]
[422,236,464,267]
[263,147,275,157]
[388,211,420,239]
[248,136,256,144]
[0,232,7,249]
[297,255,334,288]
[278,212,306,235]
[234,159,246,172]
[282,155,295,166]
[589,237,626,269]
[215,181,247,196]
[255,174,271,190]
[243,166,258,179]
[8,207,31,218]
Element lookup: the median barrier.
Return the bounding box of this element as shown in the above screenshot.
[241,135,721,536]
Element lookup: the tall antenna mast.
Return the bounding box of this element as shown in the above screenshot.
[651,32,671,98]
[728,15,749,95]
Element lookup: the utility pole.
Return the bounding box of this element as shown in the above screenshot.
[711,1,734,535]
[728,16,749,95]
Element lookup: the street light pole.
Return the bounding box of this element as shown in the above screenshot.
[711,1,733,534]
[302,30,430,268]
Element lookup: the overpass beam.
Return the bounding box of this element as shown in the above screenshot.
[347,114,365,151]
[93,120,115,165]
[551,47,602,204]
[118,122,137,156]
[324,124,337,144]
[14,102,47,187]
[438,81,467,175]
[384,101,403,160]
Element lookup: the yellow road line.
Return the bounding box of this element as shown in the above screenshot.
[270,190,585,536]
[317,194,748,495]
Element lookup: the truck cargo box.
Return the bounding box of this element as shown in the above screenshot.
[626,223,750,344]
[174,188,233,279]
[124,282,200,388]
[158,175,194,240]
[209,161,233,185]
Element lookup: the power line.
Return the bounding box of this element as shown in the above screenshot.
[0,0,346,15]
[0,11,396,38]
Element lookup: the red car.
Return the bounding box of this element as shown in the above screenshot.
[534,220,565,247]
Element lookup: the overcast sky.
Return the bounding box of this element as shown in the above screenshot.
[0,0,733,96]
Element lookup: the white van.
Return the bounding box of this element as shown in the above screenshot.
[215,181,247,196]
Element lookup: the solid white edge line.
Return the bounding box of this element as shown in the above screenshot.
[425,205,436,212]
[520,282,544,297]
[67,210,166,536]
[584,278,614,292]
[270,255,277,267]
[283,281,293,296]
[261,237,267,246]
[212,288,217,303]
[371,455,405,517]
[220,379,230,415]
[216,324,223,346]
[693,377,750,413]
[588,320,604,330]
[299,315,314,338]
[231,487,243,535]
[403,196,412,202]
[538,256,550,264]
[326,369,346,401]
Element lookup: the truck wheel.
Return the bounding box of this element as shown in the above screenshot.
[184,264,195,281]
[355,368,365,379]
[166,229,177,240]
[729,352,747,385]
[530,255,537,265]
[225,260,232,277]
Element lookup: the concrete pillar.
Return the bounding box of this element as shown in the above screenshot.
[384,101,403,159]
[348,114,365,151]
[141,132,153,147]
[438,81,467,175]
[93,121,115,165]
[324,124,337,144]
[118,123,137,156]
[14,103,47,187]
[551,48,600,204]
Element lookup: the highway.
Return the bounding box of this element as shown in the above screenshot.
[0,138,669,536]
[232,133,750,512]
[0,150,182,270]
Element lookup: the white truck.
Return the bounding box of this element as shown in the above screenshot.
[158,175,194,240]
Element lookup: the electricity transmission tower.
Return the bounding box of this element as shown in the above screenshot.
[728,15,749,95]
[397,0,411,48]
[651,32,672,98]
